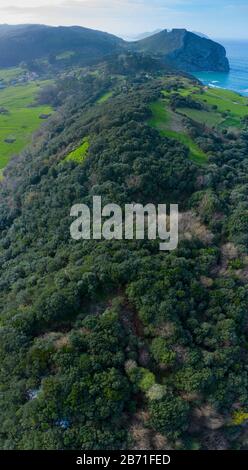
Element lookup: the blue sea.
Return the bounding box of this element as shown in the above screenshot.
[194,40,248,96]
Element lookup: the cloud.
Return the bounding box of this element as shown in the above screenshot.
[0,0,247,39]
[0,0,180,32]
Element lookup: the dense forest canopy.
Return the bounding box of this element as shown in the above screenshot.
[0,55,248,450]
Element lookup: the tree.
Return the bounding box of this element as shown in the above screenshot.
[149,396,190,439]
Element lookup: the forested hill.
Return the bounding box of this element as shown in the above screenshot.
[0,24,229,72]
[0,24,124,67]
[0,63,248,450]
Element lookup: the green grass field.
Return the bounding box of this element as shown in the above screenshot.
[219,116,241,128]
[64,138,90,163]
[0,67,24,83]
[161,76,248,131]
[97,91,113,104]
[178,107,222,127]
[205,88,248,106]
[0,81,53,171]
[149,101,169,129]
[162,85,200,99]
[148,99,207,164]
[194,88,248,118]
[160,129,207,164]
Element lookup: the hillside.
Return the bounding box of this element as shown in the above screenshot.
[131,29,229,72]
[0,24,124,67]
[0,59,248,450]
[0,24,229,73]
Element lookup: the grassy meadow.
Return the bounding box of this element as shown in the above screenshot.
[164,78,248,129]
[97,91,113,104]
[148,98,208,164]
[64,138,90,163]
[0,67,24,83]
[0,77,53,174]
[148,76,248,166]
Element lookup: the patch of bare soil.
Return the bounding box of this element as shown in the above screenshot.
[169,110,185,132]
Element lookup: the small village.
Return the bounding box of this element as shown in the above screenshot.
[0,70,39,89]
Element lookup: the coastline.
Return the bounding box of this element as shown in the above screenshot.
[193,39,248,97]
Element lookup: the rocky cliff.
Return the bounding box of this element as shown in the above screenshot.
[131,29,230,72]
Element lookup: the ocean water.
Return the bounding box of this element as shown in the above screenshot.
[193,40,248,96]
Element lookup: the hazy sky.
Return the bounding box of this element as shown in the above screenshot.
[0,0,247,40]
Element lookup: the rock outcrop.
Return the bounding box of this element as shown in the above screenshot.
[131,29,230,72]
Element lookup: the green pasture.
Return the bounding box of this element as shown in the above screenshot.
[64,138,90,163]
[162,76,248,130]
[149,101,169,129]
[0,67,24,83]
[194,88,248,118]
[178,107,222,127]
[0,81,53,170]
[159,129,207,164]
[97,91,113,104]
[148,99,207,164]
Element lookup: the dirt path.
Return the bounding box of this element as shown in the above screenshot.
[169,109,185,132]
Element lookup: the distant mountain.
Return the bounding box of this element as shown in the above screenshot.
[126,29,163,41]
[0,24,124,67]
[130,29,229,72]
[0,24,229,73]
